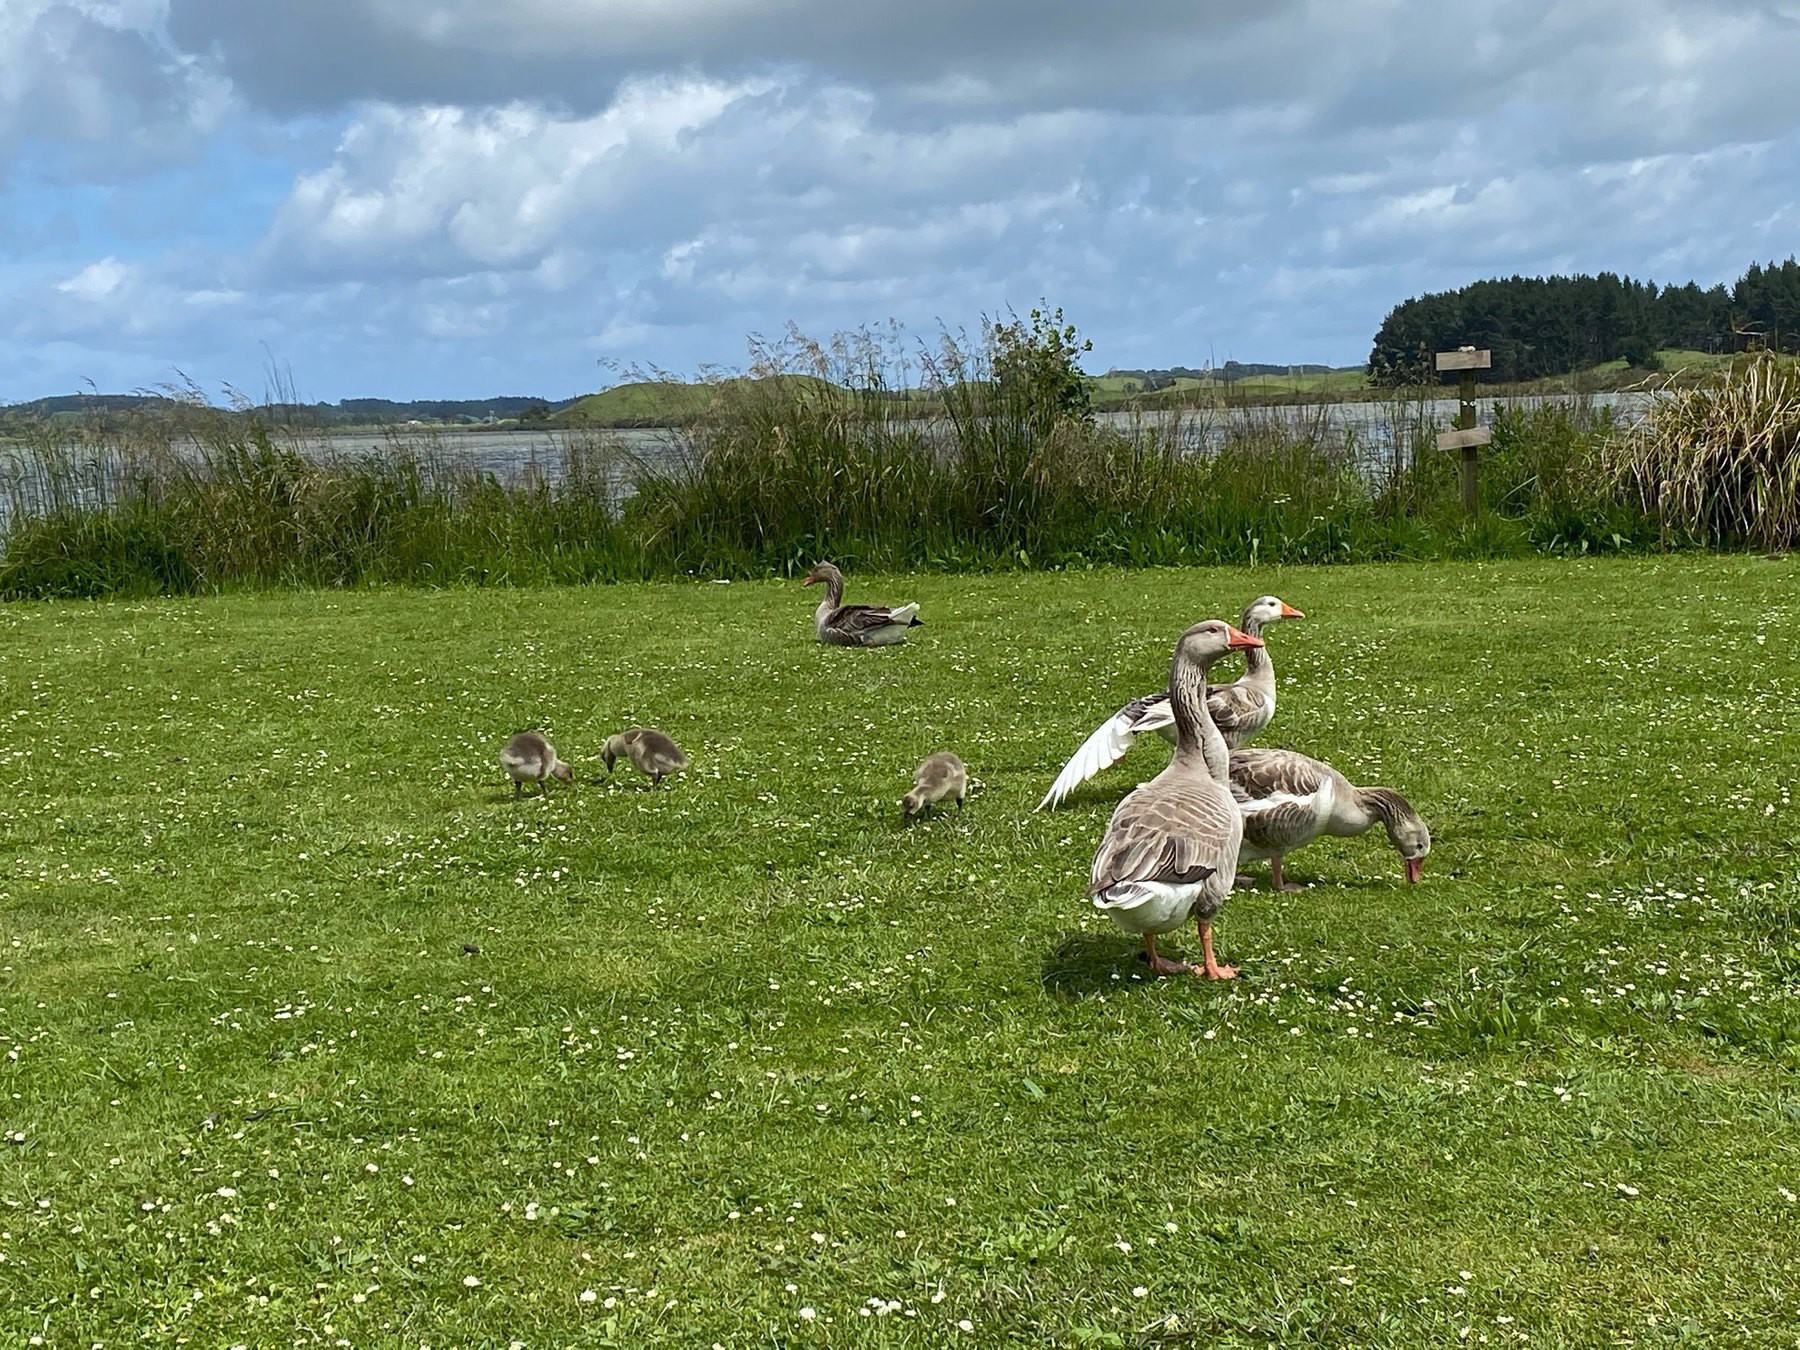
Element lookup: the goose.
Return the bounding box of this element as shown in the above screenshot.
[902,752,967,819]
[1087,619,1263,978]
[1229,747,1430,890]
[500,731,574,798]
[803,562,923,647]
[602,727,689,786]
[1037,595,1303,810]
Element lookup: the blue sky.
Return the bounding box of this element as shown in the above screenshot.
[4,0,1799,404]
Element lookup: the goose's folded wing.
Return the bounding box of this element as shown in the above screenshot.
[1229,749,1328,850]
[636,731,689,771]
[826,602,918,637]
[1088,780,1238,895]
[1230,748,1327,799]
[1207,680,1272,743]
[1037,696,1156,810]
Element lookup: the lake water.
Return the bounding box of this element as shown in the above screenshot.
[304,390,1653,488]
[1,390,1653,528]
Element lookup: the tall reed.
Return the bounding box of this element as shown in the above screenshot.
[1610,353,1800,552]
[1,410,645,598]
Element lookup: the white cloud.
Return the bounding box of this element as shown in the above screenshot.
[0,0,230,181]
[57,255,130,301]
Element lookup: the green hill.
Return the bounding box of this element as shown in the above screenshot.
[550,381,714,427]
[548,376,860,428]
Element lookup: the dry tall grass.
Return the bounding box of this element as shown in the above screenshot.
[1611,353,1800,552]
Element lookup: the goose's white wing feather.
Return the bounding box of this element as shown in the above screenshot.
[1037,707,1139,811]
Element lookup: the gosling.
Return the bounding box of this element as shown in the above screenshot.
[602,727,689,787]
[902,752,967,819]
[500,731,575,798]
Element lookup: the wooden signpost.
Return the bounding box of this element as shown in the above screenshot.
[1435,347,1492,515]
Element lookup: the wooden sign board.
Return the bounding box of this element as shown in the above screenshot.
[1436,426,1493,451]
[1435,349,1492,372]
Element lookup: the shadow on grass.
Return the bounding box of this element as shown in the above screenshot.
[1032,783,1131,814]
[1040,930,1197,1000]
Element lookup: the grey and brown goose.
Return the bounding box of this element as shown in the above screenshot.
[1038,595,1303,810]
[803,562,922,647]
[602,727,689,786]
[1229,747,1430,890]
[1087,619,1264,978]
[902,751,967,818]
[500,731,575,798]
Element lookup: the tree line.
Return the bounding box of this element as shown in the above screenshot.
[1368,258,1800,384]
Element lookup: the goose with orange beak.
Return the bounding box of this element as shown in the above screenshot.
[802,562,923,647]
[1228,747,1431,890]
[1088,620,1263,979]
[1039,595,1303,810]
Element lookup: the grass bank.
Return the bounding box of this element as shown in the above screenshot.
[4,557,1799,1345]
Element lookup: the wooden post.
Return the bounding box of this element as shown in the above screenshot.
[1435,348,1492,515]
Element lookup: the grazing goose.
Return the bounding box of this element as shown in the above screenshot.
[803,562,923,647]
[602,727,689,786]
[500,731,574,798]
[1037,595,1303,810]
[1088,619,1263,978]
[902,752,967,819]
[1229,747,1430,890]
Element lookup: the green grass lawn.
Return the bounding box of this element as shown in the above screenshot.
[4,557,1799,1346]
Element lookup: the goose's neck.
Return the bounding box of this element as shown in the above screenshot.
[1236,609,1276,696]
[1340,785,1404,838]
[817,573,844,608]
[1169,652,1229,783]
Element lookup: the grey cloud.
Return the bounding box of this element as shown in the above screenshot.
[164,0,1295,117]
[162,0,1800,159]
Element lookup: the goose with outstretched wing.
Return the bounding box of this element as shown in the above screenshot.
[1039,595,1302,810]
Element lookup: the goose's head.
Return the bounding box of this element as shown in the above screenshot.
[1381,798,1431,883]
[802,562,843,589]
[1241,594,1305,633]
[900,788,927,819]
[1176,618,1264,669]
[600,735,623,774]
[551,759,576,785]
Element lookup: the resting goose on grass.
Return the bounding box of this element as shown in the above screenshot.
[500,732,574,798]
[1038,595,1303,810]
[803,562,923,647]
[1229,747,1430,890]
[1087,619,1263,979]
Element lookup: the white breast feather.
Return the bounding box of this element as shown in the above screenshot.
[1092,879,1204,935]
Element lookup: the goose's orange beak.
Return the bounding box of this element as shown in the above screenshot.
[1280,602,1305,619]
[801,575,818,586]
[1404,857,1423,884]
[1226,625,1264,650]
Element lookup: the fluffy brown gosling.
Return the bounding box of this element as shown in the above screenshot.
[602,727,689,786]
[902,751,967,819]
[499,731,575,798]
